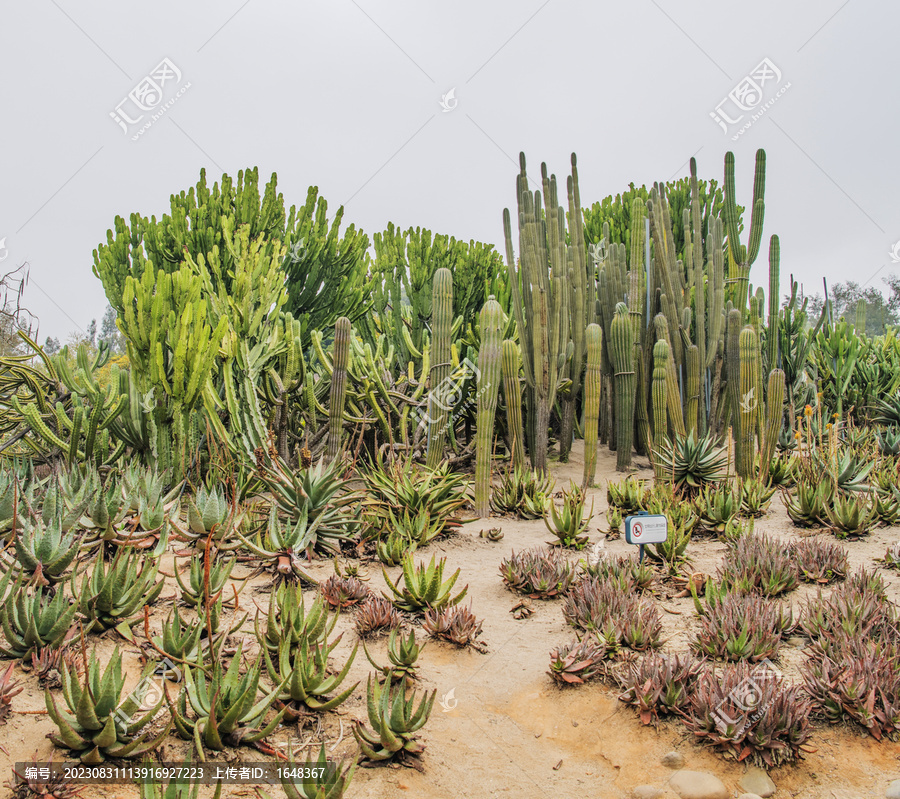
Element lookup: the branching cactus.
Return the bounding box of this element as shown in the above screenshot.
[325,317,351,464]
[474,297,504,517]
[582,324,603,489]
[610,303,635,471]
[501,339,526,471]
[723,149,766,316]
[425,268,453,469]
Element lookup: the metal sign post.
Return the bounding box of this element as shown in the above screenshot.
[624,510,668,563]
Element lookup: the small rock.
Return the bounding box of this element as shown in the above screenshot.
[887,779,900,799]
[632,787,662,799]
[662,751,685,769]
[668,770,728,799]
[786,636,806,647]
[738,794,763,799]
[740,767,776,798]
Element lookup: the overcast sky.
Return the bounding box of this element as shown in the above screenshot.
[2,1,897,342]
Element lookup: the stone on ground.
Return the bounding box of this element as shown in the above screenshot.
[667,770,728,799]
[886,779,900,799]
[662,751,685,769]
[739,766,776,797]
[632,786,662,799]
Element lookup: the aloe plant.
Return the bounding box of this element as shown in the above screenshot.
[382,554,466,613]
[172,483,244,550]
[263,636,358,720]
[169,641,286,755]
[544,484,593,549]
[364,627,424,681]
[73,548,164,633]
[352,674,435,763]
[489,466,553,518]
[0,578,77,658]
[254,582,337,656]
[264,744,355,799]
[45,648,172,764]
[236,505,322,582]
[10,514,84,586]
[173,554,241,607]
[548,638,607,685]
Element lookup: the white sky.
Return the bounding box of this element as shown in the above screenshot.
[2,0,897,341]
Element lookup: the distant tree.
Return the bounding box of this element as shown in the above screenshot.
[43,336,61,354]
[99,304,124,353]
[0,264,37,356]
[86,319,97,348]
[805,278,900,336]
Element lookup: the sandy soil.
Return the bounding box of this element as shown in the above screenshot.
[2,441,900,799]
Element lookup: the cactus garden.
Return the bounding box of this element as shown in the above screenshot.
[2,149,900,799]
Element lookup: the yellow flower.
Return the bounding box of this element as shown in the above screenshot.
[794,432,802,440]
[804,405,813,417]
[826,423,833,430]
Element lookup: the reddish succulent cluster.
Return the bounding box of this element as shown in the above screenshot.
[320,574,370,609]
[354,595,403,638]
[616,652,701,724]
[548,638,608,685]
[718,533,799,596]
[423,604,484,648]
[499,547,576,599]
[788,538,849,584]
[693,591,793,662]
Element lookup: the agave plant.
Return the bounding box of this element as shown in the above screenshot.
[0,468,33,538]
[170,641,286,754]
[352,674,435,764]
[616,651,701,724]
[766,453,797,487]
[363,457,468,535]
[548,638,607,685]
[739,477,776,517]
[654,431,727,492]
[379,507,446,548]
[150,606,210,664]
[816,450,873,493]
[382,554,466,612]
[718,534,799,597]
[876,426,900,456]
[825,492,877,537]
[782,477,831,527]
[265,745,355,799]
[645,517,692,575]
[884,540,900,569]
[0,579,78,658]
[364,627,424,680]
[73,548,164,633]
[621,600,663,651]
[789,538,848,584]
[263,636,359,720]
[354,596,402,638]
[499,547,576,599]
[41,474,95,533]
[605,506,622,534]
[874,487,900,525]
[423,604,485,648]
[254,583,337,656]
[544,484,592,549]
[606,475,650,514]
[490,466,553,518]
[45,648,171,764]
[698,482,740,533]
[692,592,791,661]
[173,554,242,608]
[687,661,811,766]
[82,480,128,544]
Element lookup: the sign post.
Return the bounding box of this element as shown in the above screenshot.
[623,511,668,563]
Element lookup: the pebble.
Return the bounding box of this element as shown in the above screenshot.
[738,795,763,799]
[667,770,729,799]
[662,751,685,769]
[739,767,776,798]
[887,780,900,799]
[786,636,806,647]
[632,787,662,799]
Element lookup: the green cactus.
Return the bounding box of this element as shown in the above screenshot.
[501,340,526,471]
[759,368,785,482]
[685,343,700,437]
[582,324,603,489]
[474,297,504,517]
[652,339,669,477]
[503,153,572,474]
[737,326,761,479]
[326,317,351,464]
[426,268,454,469]
[767,235,780,369]
[610,303,635,471]
[855,298,867,333]
[723,150,766,317]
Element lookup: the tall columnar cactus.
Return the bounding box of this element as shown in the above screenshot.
[582,324,603,489]
[474,297,504,517]
[652,314,686,437]
[685,343,700,436]
[723,150,766,317]
[704,217,727,434]
[767,235,780,369]
[759,368,785,482]
[559,155,592,462]
[325,317,351,464]
[426,268,453,469]
[855,298,867,333]
[737,326,761,479]
[651,339,669,477]
[503,153,572,474]
[501,339,526,471]
[610,303,635,471]
[725,308,742,440]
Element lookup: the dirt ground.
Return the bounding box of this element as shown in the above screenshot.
[2,441,899,799]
